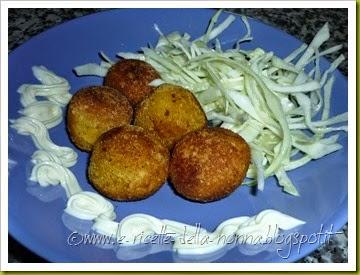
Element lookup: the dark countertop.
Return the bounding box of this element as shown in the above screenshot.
[8,8,348,264]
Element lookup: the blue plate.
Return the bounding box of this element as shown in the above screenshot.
[8,9,348,263]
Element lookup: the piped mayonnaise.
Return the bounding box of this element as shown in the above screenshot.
[18,66,72,107]
[19,101,63,128]
[94,210,304,255]
[30,161,82,198]
[65,191,116,220]
[11,116,77,167]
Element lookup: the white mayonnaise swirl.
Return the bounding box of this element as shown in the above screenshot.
[92,216,120,237]
[19,83,72,107]
[18,66,72,107]
[19,101,63,128]
[91,209,305,255]
[30,161,82,198]
[65,191,116,220]
[11,116,77,167]
[31,150,62,165]
[11,66,81,197]
[173,209,304,255]
[116,214,165,245]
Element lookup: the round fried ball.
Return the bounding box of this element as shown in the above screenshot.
[88,125,169,201]
[104,59,160,106]
[134,84,207,149]
[169,128,251,202]
[67,86,133,152]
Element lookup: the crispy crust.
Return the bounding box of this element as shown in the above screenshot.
[134,83,207,149]
[88,125,169,201]
[67,86,133,151]
[169,127,251,202]
[104,59,160,106]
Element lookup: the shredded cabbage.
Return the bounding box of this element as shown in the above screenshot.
[74,10,347,196]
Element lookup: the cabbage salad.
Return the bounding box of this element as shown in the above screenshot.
[74,10,347,196]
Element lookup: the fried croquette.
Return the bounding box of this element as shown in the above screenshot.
[67,86,133,151]
[169,127,251,202]
[88,125,169,201]
[104,59,160,106]
[134,84,207,149]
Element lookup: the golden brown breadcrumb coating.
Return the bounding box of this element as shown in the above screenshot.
[134,83,207,149]
[104,59,160,106]
[88,125,169,201]
[169,127,251,202]
[67,86,133,152]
